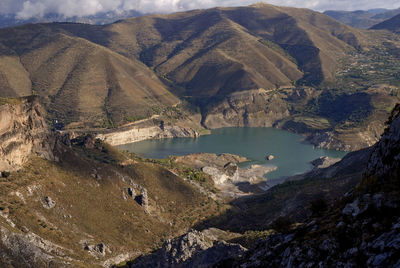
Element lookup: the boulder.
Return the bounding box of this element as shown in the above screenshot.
[266,155,275,161]
[131,229,247,267]
[43,196,55,209]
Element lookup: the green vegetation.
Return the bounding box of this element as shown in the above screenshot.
[0,97,23,106]
[125,115,146,122]
[230,230,275,248]
[129,154,218,194]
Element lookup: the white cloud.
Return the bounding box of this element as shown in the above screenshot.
[5,0,400,19]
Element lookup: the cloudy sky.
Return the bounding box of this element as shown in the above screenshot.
[0,0,399,19]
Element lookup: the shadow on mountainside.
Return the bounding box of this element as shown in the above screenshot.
[194,147,372,233]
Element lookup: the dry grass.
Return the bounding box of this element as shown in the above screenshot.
[0,140,222,266]
[0,26,179,129]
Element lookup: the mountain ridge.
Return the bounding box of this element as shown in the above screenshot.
[371,14,400,33]
[324,8,400,29]
[0,3,399,151]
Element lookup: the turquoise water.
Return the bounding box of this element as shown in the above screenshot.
[117,127,347,182]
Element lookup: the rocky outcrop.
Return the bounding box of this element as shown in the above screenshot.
[43,196,56,209]
[305,128,382,151]
[95,124,199,146]
[175,153,247,170]
[0,97,57,171]
[131,229,246,268]
[203,89,290,129]
[0,226,72,267]
[236,191,400,267]
[286,147,371,182]
[365,104,400,181]
[310,156,341,170]
[175,153,276,197]
[203,87,393,152]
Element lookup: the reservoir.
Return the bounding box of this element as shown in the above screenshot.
[117,127,347,183]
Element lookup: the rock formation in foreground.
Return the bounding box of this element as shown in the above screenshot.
[0,98,221,267]
[0,97,57,171]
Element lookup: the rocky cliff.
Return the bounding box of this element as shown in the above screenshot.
[95,124,199,146]
[203,86,397,151]
[0,97,56,171]
[131,229,246,267]
[365,104,400,182]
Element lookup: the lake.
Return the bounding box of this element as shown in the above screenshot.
[117,127,347,183]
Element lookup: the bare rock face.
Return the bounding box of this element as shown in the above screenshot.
[0,226,71,267]
[0,97,56,171]
[175,153,276,198]
[203,89,290,129]
[131,229,246,267]
[95,121,199,146]
[134,188,149,213]
[310,156,341,169]
[43,196,56,209]
[84,242,110,257]
[175,153,247,170]
[365,104,400,182]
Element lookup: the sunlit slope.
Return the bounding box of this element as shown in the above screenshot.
[0,24,178,128]
[104,3,366,99]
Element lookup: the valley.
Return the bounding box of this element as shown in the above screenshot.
[0,2,400,267]
[1,3,397,150]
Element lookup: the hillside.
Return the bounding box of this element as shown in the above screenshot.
[104,3,365,97]
[0,10,143,29]
[130,105,400,268]
[324,8,400,29]
[0,98,221,267]
[0,3,399,150]
[371,14,400,33]
[232,104,400,267]
[0,24,179,129]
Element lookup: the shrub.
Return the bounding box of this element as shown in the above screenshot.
[270,216,293,233]
[1,171,10,178]
[310,198,328,216]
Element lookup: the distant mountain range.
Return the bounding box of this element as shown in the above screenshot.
[2,7,400,31]
[0,9,143,29]
[371,14,400,33]
[324,8,400,29]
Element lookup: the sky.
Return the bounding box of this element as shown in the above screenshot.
[0,0,399,19]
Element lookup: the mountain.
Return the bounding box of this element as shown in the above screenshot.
[0,10,143,29]
[1,4,400,266]
[371,14,400,33]
[0,3,399,151]
[104,3,364,96]
[0,23,179,128]
[324,8,400,29]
